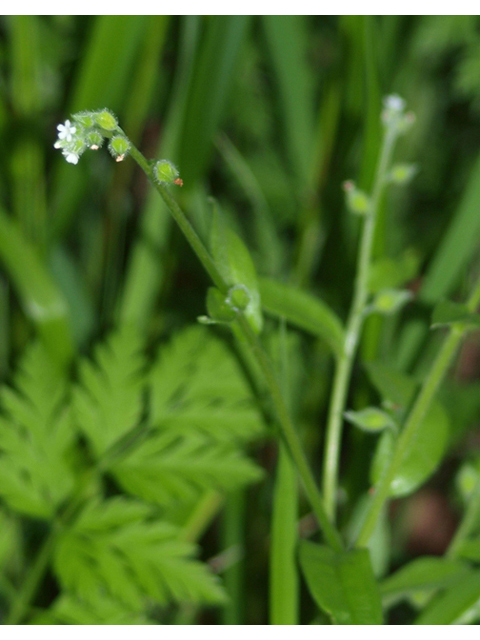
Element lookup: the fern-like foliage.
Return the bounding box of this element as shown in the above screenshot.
[73,327,145,457]
[0,343,74,518]
[112,430,263,506]
[149,326,265,443]
[0,324,266,623]
[53,497,226,612]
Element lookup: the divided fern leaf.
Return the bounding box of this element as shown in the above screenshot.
[73,328,145,457]
[53,497,226,611]
[112,430,263,506]
[149,326,265,443]
[0,343,74,518]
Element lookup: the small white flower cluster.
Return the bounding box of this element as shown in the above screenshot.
[381,94,415,132]
[53,110,121,165]
[53,120,81,164]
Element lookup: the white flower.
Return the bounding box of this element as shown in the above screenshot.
[63,151,79,165]
[57,119,76,142]
[383,95,405,113]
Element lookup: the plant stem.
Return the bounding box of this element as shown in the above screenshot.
[355,326,463,547]
[447,478,480,559]
[355,275,480,548]
[5,525,59,625]
[322,124,398,521]
[127,139,343,552]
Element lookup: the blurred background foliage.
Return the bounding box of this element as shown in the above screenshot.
[1,15,480,624]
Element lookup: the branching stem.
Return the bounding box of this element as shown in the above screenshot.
[322,124,399,520]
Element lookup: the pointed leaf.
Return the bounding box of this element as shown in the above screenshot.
[210,207,262,333]
[299,541,383,625]
[432,299,480,329]
[259,278,345,358]
[415,571,480,625]
[381,557,472,608]
[344,407,396,433]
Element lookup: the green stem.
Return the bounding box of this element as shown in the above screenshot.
[447,478,480,559]
[5,525,59,625]
[355,274,480,547]
[356,328,462,547]
[126,139,343,552]
[322,124,398,521]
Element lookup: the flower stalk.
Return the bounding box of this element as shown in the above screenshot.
[53,110,343,552]
[322,96,410,521]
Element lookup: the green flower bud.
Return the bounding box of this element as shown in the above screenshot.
[74,111,95,128]
[389,163,418,185]
[109,136,130,161]
[343,181,371,216]
[372,288,413,315]
[206,287,237,323]
[226,285,251,311]
[153,159,180,185]
[93,109,118,131]
[86,130,104,150]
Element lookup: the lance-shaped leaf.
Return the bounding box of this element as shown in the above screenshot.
[431,299,480,329]
[259,278,345,358]
[380,557,472,609]
[299,541,383,625]
[210,206,262,333]
[415,571,480,625]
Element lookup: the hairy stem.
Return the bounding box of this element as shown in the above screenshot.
[126,138,343,551]
[322,124,398,520]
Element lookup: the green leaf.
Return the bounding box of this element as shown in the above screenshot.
[73,327,145,457]
[371,402,449,498]
[0,207,73,366]
[45,593,154,625]
[431,299,480,329]
[54,497,226,611]
[112,430,263,507]
[113,326,265,506]
[262,16,315,188]
[259,277,345,358]
[344,407,396,433]
[210,206,262,333]
[149,326,265,443]
[415,571,480,625]
[0,343,75,518]
[299,541,383,625]
[368,249,420,294]
[380,557,472,608]
[364,360,416,407]
[455,539,480,563]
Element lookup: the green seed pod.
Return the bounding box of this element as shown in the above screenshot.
[153,159,180,185]
[109,136,130,161]
[93,109,118,131]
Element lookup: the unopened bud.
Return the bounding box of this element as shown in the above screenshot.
[153,159,180,186]
[93,109,118,131]
[109,136,130,160]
